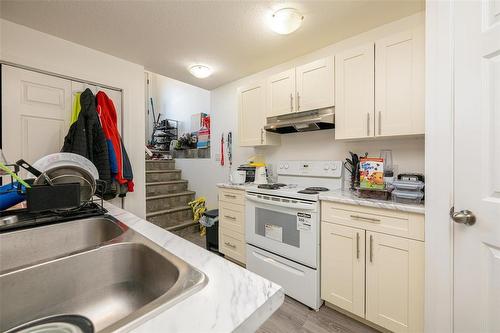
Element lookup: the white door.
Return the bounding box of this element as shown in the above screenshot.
[321,222,365,317]
[266,68,295,117]
[375,28,425,137]
[1,65,71,177]
[334,43,375,140]
[365,231,424,333]
[453,1,500,332]
[238,81,266,146]
[296,57,334,112]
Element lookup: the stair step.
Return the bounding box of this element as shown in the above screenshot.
[146,169,181,182]
[165,220,199,232]
[146,180,189,196]
[146,191,195,213]
[146,206,194,229]
[146,159,175,171]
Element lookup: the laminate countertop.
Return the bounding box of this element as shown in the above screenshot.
[319,189,425,215]
[104,202,284,333]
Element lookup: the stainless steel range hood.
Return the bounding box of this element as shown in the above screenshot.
[264,108,334,134]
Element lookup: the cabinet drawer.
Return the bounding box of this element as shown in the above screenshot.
[219,188,245,206]
[321,201,424,241]
[219,228,246,264]
[219,202,245,234]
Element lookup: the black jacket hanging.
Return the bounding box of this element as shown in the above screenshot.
[61,88,111,182]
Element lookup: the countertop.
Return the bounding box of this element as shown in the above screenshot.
[216,183,424,214]
[216,183,253,191]
[104,202,284,333]
[319,189,425,214]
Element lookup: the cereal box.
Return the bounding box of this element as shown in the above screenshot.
[359,158,385,189]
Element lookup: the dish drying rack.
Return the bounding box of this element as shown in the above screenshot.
[1,162,107,214]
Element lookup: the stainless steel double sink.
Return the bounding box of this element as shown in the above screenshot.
[0,216,207,332]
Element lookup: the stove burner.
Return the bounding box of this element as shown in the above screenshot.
[305,187,329,192]
[297,189,319,194]
[257,183,288,190]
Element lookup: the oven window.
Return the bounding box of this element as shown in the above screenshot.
[255,207,300,247]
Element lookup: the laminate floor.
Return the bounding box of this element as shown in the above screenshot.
[173,227,379,333]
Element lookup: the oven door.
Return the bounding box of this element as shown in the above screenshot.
[245,192,319,268]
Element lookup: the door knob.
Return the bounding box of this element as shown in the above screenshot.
[450,207,476,225]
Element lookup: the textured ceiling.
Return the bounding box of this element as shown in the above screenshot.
[0,1,424,90]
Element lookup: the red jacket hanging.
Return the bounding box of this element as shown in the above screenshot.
[96,91,134,193]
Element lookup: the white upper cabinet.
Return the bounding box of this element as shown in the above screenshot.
[375,28,425,136]
[266,68,296,117]
[296,57,335,112]
[335,43,375,140]
[238,81,280,147]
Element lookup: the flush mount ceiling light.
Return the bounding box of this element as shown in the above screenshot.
[270,8,304,35]
[189,65,213,79]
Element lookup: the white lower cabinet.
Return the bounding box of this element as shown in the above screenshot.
[218,188,246,264]
[321,202,424,333]
[366,232,424,333]
[321,223,365,318]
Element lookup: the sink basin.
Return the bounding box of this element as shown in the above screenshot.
[0,216,207,332]
[0,217,125,273]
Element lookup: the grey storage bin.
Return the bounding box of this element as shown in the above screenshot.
[392,190,424,205]
[392,180,425,192]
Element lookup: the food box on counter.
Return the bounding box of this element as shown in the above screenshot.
[360,157,385,190]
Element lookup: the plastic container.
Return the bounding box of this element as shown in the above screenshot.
[391,180,425,192]
[392,190,424,205]
[355,188,391,201]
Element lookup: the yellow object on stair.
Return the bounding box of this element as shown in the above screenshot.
[188,197,207,236]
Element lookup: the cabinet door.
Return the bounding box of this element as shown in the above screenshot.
[366,231,424,333]
[266,68,296,117]
[375,28,425,136]
[296,57,334,112]
[238,81,266,146]
[1,65,71,183]
[335,43,375,139]
[321,222,365,317]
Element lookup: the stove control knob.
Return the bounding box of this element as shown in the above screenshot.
[331,164,337,170]
[323,164,329,170]
[284,163,289,169]
[279,164,284,169]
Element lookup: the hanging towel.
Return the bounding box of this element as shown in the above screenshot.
[70,92,82,125]
[61,88,111,182]
[96,91,134,196]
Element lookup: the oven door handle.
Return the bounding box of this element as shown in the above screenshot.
[245,194,316,210]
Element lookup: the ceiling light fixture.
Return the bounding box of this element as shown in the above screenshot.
[269,8,304,35]
[189,64,213,79]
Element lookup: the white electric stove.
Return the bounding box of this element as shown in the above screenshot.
[244,160,343,310]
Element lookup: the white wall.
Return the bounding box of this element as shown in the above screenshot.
[195,12,425,209]
[0,19,147,218]
[147,71,210,138]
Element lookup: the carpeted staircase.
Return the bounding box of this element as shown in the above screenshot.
[145,160,197,231]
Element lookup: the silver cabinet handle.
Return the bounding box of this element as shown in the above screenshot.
[260,128,264,144]
[224,215,237,220]
[356,232,360,259]
[378,111,382,135]
[290,93,293,111]
[369,234,373,263]
[367,112,370,136]
[224,241,236,248]
[350,214,381,223]
[224,194,237,198]
[297,92,300,110]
